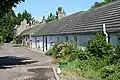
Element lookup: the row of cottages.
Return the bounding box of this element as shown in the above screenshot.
[18,0,120,52]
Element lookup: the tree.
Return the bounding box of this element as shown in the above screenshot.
[16,10,33,25]
[46,13,56,22]
[104,0,117,3]
[87,33,114,58]
[91,0,117,9]
[0,0,25,18]
[91,1,106,9]
[0,10,16,42]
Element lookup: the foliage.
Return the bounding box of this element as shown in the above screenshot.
[46,7,66,22]
[110,42,120,65]
[46,13,56,23]
[0,10,16,42]
[87,33,114,58]
[15,10,33,25]
[0,36,3,43]
[91,0,117,9]
[0,0,25,18]
[91,1,106,9]
[100,65,120,80]
[115,42,120,57]
[0,9,33,43]
[46,33,120,80]
[46,42,80,61]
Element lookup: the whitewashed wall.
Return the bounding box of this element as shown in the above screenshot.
[77,35,93,46]
[22,33,120,53]
[58,34,93,46]
[22,36,30,46]
[24,34,98,52]
[30,37,36,49]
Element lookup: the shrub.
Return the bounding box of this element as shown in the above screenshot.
[101,65,116,78]
[46,42,80,60]
[101,65,120,80]
[46,43,59,57]
[69,50,89,61]
[0,36,3,43]
[87,32,114,59]
[109,42,120,65]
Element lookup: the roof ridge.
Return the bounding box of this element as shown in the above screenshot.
[86,0,120,13]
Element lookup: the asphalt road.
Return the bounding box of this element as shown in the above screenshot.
[0,43,55,80]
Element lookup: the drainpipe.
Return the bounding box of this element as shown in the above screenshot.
[103,24,108,43]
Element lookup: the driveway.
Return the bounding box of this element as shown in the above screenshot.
[0,43,55,80]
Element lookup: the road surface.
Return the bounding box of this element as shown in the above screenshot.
[0,43,55,80]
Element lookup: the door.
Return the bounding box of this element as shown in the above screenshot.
[45,37,47,51]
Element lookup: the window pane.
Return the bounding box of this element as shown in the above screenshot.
[65,36,68,42]
[74,36,77,42]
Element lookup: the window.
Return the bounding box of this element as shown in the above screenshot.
[45,37,47,50]
[26,38,27,41]
[37,40,39,42]
[118,36,120,43]
[65,36,68,42]
[57,36,60,42]
[74,36,77,42]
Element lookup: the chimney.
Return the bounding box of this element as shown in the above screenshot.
[56,7,65,20]
[34,20,39,25]
[41,16,46,24]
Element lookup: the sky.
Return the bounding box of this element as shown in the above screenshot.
[14,0,99,21]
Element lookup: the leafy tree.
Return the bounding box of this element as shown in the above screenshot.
[91,0,117,9]
[22,10,33,23]
[0,10,16,42]
[104,0,117,3]
[87,33,114,58]
[0,0,25,18]
[46,13,56,22]
[16,10,33,25]
[91,2,106,9]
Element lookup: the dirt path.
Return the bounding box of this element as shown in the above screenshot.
[0,43,55,80]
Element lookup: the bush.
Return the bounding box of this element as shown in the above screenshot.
[46,42,80,60]
[101,65,120,80]
[46,43,59,57]
[87,32,114,58]
[101,65,116,78]
[109,42,120,65]
[46,33,119,80]
[0,36,3,43]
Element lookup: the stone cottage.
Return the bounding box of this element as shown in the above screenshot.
[18,0,120,52]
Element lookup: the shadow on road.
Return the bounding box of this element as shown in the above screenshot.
[0,56,38,69]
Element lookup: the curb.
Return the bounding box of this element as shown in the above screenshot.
[52,65,60,80]
[22,46,45,54]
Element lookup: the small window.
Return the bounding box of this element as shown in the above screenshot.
[74,36,77,42]
[37,40,39,42]
[57,36,60,42]
[65,36,68,42]
[26,39,27,41]
[118,37,120,43]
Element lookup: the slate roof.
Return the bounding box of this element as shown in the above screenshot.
[57,0,120,34]
[20,24,44,36]
[33,12,82,36]
[32,0,120,36]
